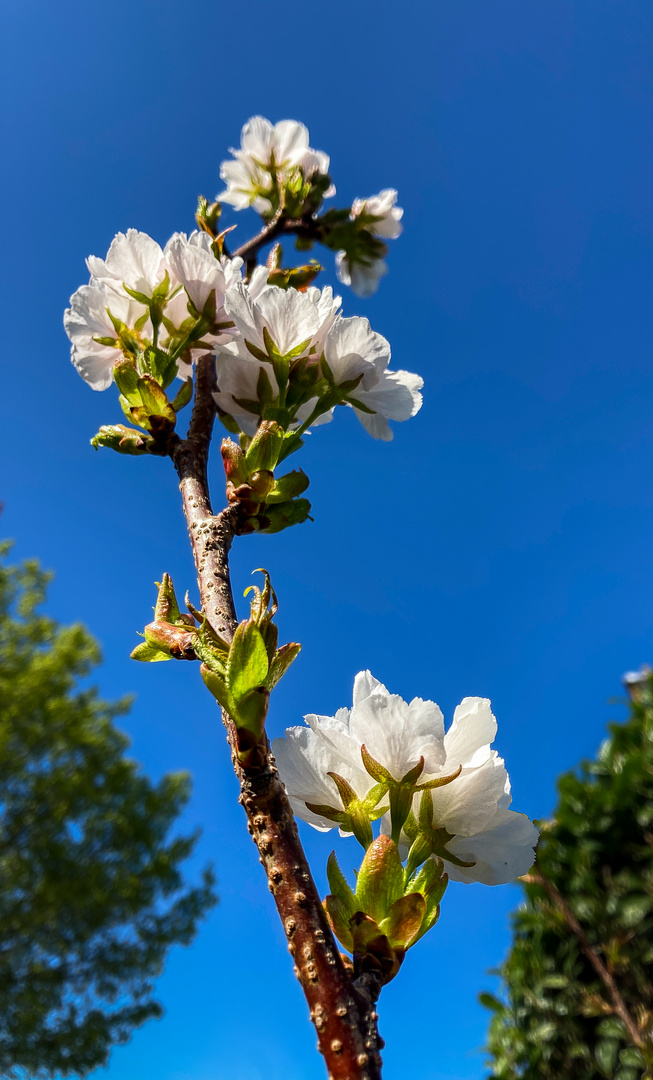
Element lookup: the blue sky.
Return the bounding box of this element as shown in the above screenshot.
[3,1,653,1077]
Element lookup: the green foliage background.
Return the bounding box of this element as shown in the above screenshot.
[0,544,216,1077]
[483,681,653,1079]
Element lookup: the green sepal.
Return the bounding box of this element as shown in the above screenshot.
[265,470,310,504]
[227,621,269,704]
[355,835,405,924]
[90,425,154,455]
[262,326,312,363]
[379,892,426,951]
[267,642,301,689]
[130,641,172,663]
[267,262,323,291]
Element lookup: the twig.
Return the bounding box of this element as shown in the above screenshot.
[233,216,320,266]
[169,355,383,1079]
[522,869,646,1052]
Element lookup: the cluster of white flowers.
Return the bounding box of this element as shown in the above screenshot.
[64,229,243,390]
[64,228,423,440]
[272,672,538,885]
[215,272,422,440]
[336,189,404,298]
[219,116,334,216]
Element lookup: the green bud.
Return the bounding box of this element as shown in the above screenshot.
[244,420,284,473]
[90,424,154,455]
[153,572,182,623]
[221,438,247,483]
[355,835,405,924]
[142,621,197,660]
[195,196,222,238]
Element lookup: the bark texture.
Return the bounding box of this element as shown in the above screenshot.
[170,356,384,1079]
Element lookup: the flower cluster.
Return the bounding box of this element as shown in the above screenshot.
[64,229,243,391]
[64,229,422,444]
[214,272,422,441]
[335,189,404,298]
[273,671,538,886]
[219,116,335,219]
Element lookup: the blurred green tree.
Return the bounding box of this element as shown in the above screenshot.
[0,543,216,1077]
[482,676,653,1080]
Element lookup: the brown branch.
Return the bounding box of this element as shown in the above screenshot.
[522,869,646,1052]
[233,215,320,267]
[170,355,383,1079]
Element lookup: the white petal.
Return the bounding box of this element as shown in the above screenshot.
[273,119,310,164]
[349,683,446,779]
[353,369,423,439]
[445,810,539,885]
[444,698,498,769]
[88,229,166,296]
[429,753,509,836]
[323,316,390,386]
[240,116,275,160]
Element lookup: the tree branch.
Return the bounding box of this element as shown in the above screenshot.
[522,869,646,1052]
[233,215,320,267]
[170,356,383,1079]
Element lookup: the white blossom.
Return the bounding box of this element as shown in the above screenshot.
[164,231,243,318]
[336,189,404,298]
[323,316,423,441]
[335,252,388,299]
[214,281,421,439]
[273,673,538,885]
[352,189,404,240]
[63,281,150,390]
[219,116,334,214]
[86,229,170,299]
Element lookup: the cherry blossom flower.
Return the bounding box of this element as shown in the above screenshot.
[336,189,404,298]
[64,281,150,390]
[213,282,422,439]
[86,229,170,299]
[219,116,334,215]
[273,672,538,885]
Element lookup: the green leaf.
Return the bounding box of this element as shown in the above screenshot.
[326,852,356,918]
[265,470,310,504]
[267,642,301,689]
[595,1039,619,1077]
[227,621,269,702]
[324,895,354,952]
[171,379,193,412]
[136,376,176,422]
[130,641,171,663]
[113,360,142,404]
